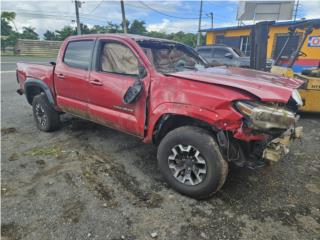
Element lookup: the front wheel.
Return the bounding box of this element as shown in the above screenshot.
[157,126,228,199]
[32,94,60,132]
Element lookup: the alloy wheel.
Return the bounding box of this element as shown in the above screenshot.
[168,144,207,185]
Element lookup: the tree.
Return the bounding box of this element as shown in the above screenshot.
[169,31,197,47]
[43,30,58,41]
[80,23,92,34]
[1,11,17,31]
[106,21,121,33]
[90,25,108,33]
[1,11,18,51]
[1,32,19,52]
[146,30,197,47]
[1,18,13,36]
[128,20,147,35]
[147,31,168,39]
[55,26,76,41]
[20,26,39,40]
[121,19,130,33]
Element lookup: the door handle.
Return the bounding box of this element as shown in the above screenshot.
[57,73,65,79]
[89,79,103,86]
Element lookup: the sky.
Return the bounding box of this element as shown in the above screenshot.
[1,0,320,38]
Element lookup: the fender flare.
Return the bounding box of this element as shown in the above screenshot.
[24,78,55,105]
[144,102,221,143]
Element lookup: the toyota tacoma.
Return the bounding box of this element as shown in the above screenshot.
[16,34,303,199]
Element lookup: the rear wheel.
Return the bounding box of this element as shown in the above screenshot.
[157,126,228,199]
[32,94,60,132]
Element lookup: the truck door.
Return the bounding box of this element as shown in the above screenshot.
[88,39,149,137]
[54,39,95,118]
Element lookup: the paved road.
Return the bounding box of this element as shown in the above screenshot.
[1,56,320,240]
[1,56,56,72]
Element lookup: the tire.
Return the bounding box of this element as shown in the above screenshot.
[32,94,60,132]
[157,126,228,199]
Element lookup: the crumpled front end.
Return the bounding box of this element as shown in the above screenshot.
[262,126,303,162]
[216,91,303,169]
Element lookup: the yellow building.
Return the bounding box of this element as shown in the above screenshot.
[202,19,320,72]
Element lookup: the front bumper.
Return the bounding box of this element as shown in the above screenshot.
[262,126,303,162]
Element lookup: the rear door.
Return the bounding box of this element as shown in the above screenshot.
[54,39,95,118]
[87,38,149,137]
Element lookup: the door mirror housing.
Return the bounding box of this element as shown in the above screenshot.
[224,53,233,59]
[123,80,144,104]
[123,64,146,104]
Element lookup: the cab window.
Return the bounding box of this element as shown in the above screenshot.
[98,42,139,76]
[63,40,94,70]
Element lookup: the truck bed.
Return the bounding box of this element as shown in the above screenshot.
[16,62,55,94]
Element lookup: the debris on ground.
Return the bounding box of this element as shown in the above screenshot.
[150,232,158,238]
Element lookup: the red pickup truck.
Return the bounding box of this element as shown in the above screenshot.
[17,34,303,199]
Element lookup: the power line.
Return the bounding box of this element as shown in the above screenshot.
[88,0,104,14]
[2,9,108,23]
[139,1,207,20]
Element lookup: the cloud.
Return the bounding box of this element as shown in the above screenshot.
[147,19,199,33]
[147,19,195,33]
[127,1,184,13]
[1,0,152,37]
[2,0,318,38]
[300,0,320,19]
[147,19,238,33]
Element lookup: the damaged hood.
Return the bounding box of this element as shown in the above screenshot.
[168,66,303,102]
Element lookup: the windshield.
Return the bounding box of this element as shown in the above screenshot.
[137,40,208,74]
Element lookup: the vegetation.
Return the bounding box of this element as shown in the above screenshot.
[1,11,201,53]
[20,27,39,40]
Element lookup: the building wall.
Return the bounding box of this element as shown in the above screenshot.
[206,28,251,45]
[205,25,320,72]
[15,39,62,56]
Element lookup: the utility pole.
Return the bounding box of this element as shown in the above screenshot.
[197,0,203,46]
[74,0,81,35]
[208,12,213,28]
[293,0,299,22]
[120,0,127,34]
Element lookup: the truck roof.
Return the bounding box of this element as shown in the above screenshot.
[66,33,179,44]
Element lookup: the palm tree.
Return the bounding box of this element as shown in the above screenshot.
[1,11,17,31]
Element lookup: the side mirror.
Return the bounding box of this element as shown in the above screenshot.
[123,64,146,104]
[123,80,144,104]
[224,53,233,59]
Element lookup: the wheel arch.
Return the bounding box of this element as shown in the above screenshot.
[148,103,220,145]
[24,78,55,106]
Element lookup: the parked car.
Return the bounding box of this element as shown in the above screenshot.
[16,34,303,199]
[196,44,274,70]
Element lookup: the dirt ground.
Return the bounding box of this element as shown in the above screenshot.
[1,56,320,240]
